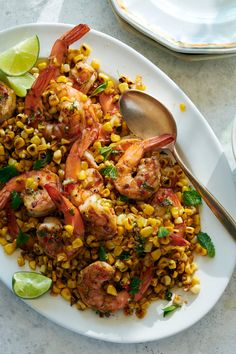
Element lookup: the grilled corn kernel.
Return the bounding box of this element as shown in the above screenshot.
[102,122,113,132]
[151,248,161,261]
[30,135,41,145]
[117,226,125,236]
[147,218,158,227]
[140,226,153,238]
[180,103,186,112]
[91,59,100,70]
[80,43,91,56]
[14,137,25,149]
[4,242,16,255]
[61,287,71,301]
[62,63,70,73]
[27,144,38,156]
[0,237,7,246]
[64,225,74,236]
[123,217,134,231]
[73,54,84,63]
[107,284,117,296]
[53,149,62,164]
[137,217,147,228]
[110,133,120,143]
[101,188,110,197]
[173,294,183,305]
[56,75,68,83]
[57,253,68,262]
[99,72,109,82]
[95,154,104,163]
[174,217,183,224]
[190,284,200,294]
[17,256,25,267]
[113,245,123,257]
[115,260,128,272]
[77,170,86,180]
[25,177,38,190]
[8,158,17,166]
[143,204,154,216]
[72,238,83,249]
[161,275,171,286]
[29,260,36,270]
[118,82,129,93]
[67,279,77,289]
[168,260,176,269]
[16,120,24,129]
[38,61,47,70]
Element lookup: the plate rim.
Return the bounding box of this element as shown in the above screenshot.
[110,0,236,54]
[0,22,235,344]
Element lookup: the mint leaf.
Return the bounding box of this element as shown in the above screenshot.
[163,304,180,317]
[0,165,19,184]
[197,232,215,257]
[11,190,23,210]
[129,277,142,295]
[158,226,169,238]
[182,189,202,206]
[90,81,108,96]
[16,229,30,247]
[99,146,119,161]
[100,165,118,179]
[32,151,53,170]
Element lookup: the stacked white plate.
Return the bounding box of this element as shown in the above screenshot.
[110,0,236,59]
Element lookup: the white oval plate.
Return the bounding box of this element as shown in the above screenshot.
[232,117,236,161]
[111,0,236,54]
[0,23,235,343]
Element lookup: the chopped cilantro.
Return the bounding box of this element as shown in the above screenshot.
[182,189,202,206]
[158,226,169,238]
[197,232,215,257]
[135,236,145,256]
[32,151,53,170]
[100,165,118,179]
[129,276,142,295]
[163,304,180,317]
[0,165,19,184]
[142,181,155,191]
[90,81,108,97]
[161,198,173,206]
[119,195,130,202]
[98,246,107,261]
[11,190,23,210]
[119,251,130,260]
[37,230,47,238]
[16,229,30,247]
[69,208,75,216]
[99,146,120,161]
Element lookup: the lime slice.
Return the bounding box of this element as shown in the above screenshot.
[0,35,40,76]
[7,73,35,97]
[12,271,52,299]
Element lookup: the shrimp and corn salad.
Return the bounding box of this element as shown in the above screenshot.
[0,24,213,318]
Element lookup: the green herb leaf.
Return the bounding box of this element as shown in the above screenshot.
[197,232,215,257]
[16,229,30,247]
[37,230,47,238]
[100,165,118,179]
[165,290,173,301]
[119,195,130,202]
[11,190,23,210]
[158,226,170,238]
[161,198,173,206]
[129,276,142,295]
[32,151,53,170]
[119,250,130,260]
[69,208,75,216]
[0,165,19,184]
[163,304,180,317]
[98,246,108,261]
[135,235,145,256]
[182,189,202,206]
[99,146,119,161]
[90,81,108,97]
[142,181,155,192]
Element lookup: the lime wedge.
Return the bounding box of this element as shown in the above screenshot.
[7,73,35,97]
[12,271,52,299]
[0,35,40,76]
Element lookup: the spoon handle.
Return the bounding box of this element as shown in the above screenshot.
[173,147,236,239]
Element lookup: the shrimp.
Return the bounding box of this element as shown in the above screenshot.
[114,134,174,200]
[25,24,90,115]
[0,81,16,122]
[37,184,84,260]
[77,261,129,313]
[70,62,97,94]
[65,134,117,240]
[0,170,60,217]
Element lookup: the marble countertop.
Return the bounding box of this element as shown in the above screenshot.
[0,1,235,353]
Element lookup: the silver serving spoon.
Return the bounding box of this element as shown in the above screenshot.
[119,89,236,239]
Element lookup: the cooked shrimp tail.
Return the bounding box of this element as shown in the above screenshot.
[0,81,16,122]
[44,184,84,238]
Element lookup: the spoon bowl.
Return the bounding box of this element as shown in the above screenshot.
[119,89,236,238]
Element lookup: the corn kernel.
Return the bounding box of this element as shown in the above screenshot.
[16,121,24,129]
[4,242,16,255]
[77,170,86,180]
[190,284,200,294]
[29,260,36,270]
[64,225,74,236]
[25,177,38,190]
[73,54,84,63]
[110,133,120,143]
[95,154,104,163]
[17,256,25,267]
[113,245,123,257]
[101,188,110,197]
[123,217,134,231]
[56,75,68,83]
[62,63,70,73]
[102,122,113,132]
[30,135,41,146]
[61,287,71,301]
[151,248,161,261]
[180,103,186,112]
[0,237,7,246]
[161,275,171,286]
[67,279,77,289]
[61,261,70,269]
[93,141,102,150]
[147,218,158,227]
[53,149,62,164]
[107,284,117,296]
[174,216,183,224]
[115,260,128,272]
[118,82,129,93]
[57,253,68,262]
[143,204,154,216]
[27,144,38,156]
[72,238,83,249]
[38,61,47,70]
[90,59,100,70]
[137,217,147,228]
[99,72,109,82]
[140,226,153,238]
